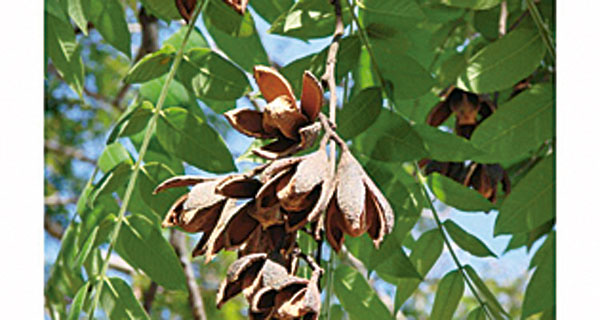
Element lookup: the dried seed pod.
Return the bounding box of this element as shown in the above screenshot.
[250,275,310,319]
[222,0,249,15]
[325,148,394,251]
[175,0,196,23]
[224,108,278,139]
[262,96,308,140]
[240,225,297,262]
[215,174,262,198]
[216,253,267,308]
[299,71,324,122]
[252,121,322,160]
[448,89,480,126]
[254,66,297,105]
[275,272,321,320]
[464,164,511,203]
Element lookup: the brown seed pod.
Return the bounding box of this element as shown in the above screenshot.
[224,108,278,139]
[252,121,322,160]
[275,272,321,320]
[215,174,262,198]
[175,0,197,23]
[262,96,308,140]
[222,0,249,15]
[325,148,394,251]
[216,253,267,308]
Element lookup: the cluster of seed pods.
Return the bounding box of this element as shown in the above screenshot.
[156,66,395,319]
[420,86,511,203]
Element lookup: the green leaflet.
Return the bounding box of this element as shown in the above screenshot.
[251,0,295,24]
[337,87,383,139]
[495,155,555,235]
[521,238,555,318]
[415,124,486,162]
[464,265,510,318]
[471,83,554,163]
[82,0,132,58]
[204,0,256,37]
[427,173,495,212]
[177,48,251,101]
[100,277,150,319]
[334,266,394,320]
[67,0,88,35]
[430,269,464,320]
[66,282,90,320]
[394,229,444,312]
[140,0,181,21]
[269,0,351,40]
[106,101,154,144]
[156,107,235,173]
[457,26,545,93]
[117,215,187,291]
[124,45,176,84]
[97,142,133,173]
[354,109,427,163]
[444,220,497,257]
[441,0,502,10]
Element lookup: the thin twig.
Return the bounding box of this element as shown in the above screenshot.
[498,1,508,37]
[86,2,206,317]
[143,281,159,313]
[170,230,207,320]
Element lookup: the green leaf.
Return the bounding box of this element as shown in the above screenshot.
[98,142,133,173]
[441,0,501,10]
[89,163,132,206]
[394,229,444,312]
[522,241,555,318]
[74,226,99,268]
[140,0,181,21]
[430,269,464,320]
[471,84,554,163]
[251,0,295,24]
[67,0,88,35]
[124,45,176,84]
[444,220,496,257]
[354,109,427,162]
[117,215,187,291]
[334,266,394,320]
[156,107,235,173]
[83,0,132,57]
[140,77,198,110]
[464,265,510,318]
[164,25,209,52]
[204,13,269,72]
[177,48,251,101]
[269,0,350,40]
[100,277,150,319]
[337,87,383,139]
[437,54,468,88]
[107,101,154,144]
[67,282,90,320]
[137,162,187,222]
[375,50,435,100]
[45,6,84,95]
[427,173,495,212]
[530,231,555,269]
[360,0,425,31]
[204,0,256,37]
[466,307,486,320]
[496,155,555,235]
[414,124,485,162]
[457,26,545,93]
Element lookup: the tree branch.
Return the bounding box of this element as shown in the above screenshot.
[170,230,207,320]
[45,140,95,165]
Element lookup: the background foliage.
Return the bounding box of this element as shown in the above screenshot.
[44,0,555,319]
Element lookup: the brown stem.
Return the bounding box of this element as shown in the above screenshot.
[170,230,207,320]
[143,281,159,313]
[508,10,530,32]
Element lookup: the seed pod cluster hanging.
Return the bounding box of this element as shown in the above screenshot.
[420,86,511,203]
[156,66,395,319]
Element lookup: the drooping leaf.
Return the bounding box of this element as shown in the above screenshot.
[269,0,350,40]
[530,231,555,269]
[67,0,88,35]
[137,162,186,221]
[89,163,132,206]
[444,220,496,257]
[140,0,181,21]
[177,48,251,101]
[464,265,510,318]
[204,13,269,72]
[164,25,209,52]
[82,0,132,57]
[124,45,176,84]
[471,83,554,163]
[430,269,464,320]
[415,124,485,162]
[466,307,486,320]
[394,229,444,312]
[457,26,545,93]
[66,282,90,320]
[427,173,495,212]
[522,240,555,318]
[100,277,150,319]
[360,0,426,31]
[140,77,199,110]
[372,237,421,280]
[73,226,99,268]
[337,87,383,139]
[204,0,255,37]
[117,215,187,291]
[97,142,133,173]
[374,50,435,100]
[334,265,394,320]
[354,109,427,162]
[496,155,555,235]
[441,0,502,10]
[251,0,295,24]
[156,107,235,173]
[45,2,84,95]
